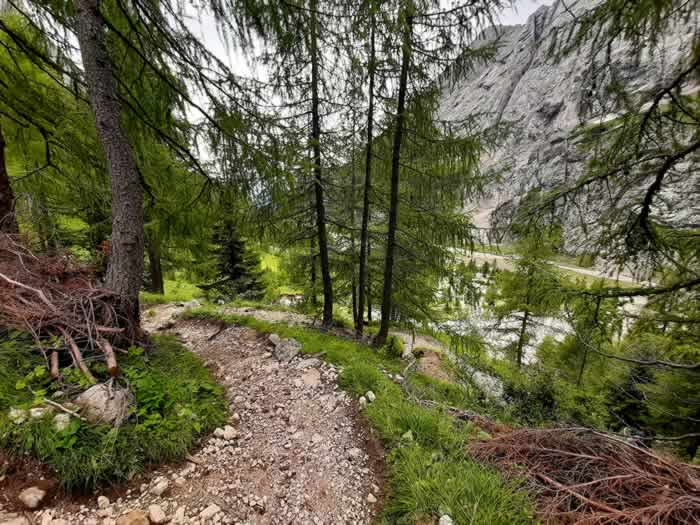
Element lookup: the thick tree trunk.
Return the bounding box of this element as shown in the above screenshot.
[76,0,144,320]
[0,124,19,234]
[375,15,412,346]
[309,0,333,327]
[146,235,164,294]
[356,11,375,336]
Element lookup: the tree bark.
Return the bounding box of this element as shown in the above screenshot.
[309,0,333,327]
[367,237,372,323]
[75,0,144,320]
[146,234,164,294]
[356,9,376,336]
[516,309,529,368]
[375,13,412,346]
[310,236,317,306]
[577,296,601,386]
[350,116,359,327]
[0,124,19,234]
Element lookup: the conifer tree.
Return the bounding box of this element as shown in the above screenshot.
[356,0,378,336]
[201,219,266,300]
[373,0,506,345]
[0,123,18,233]
[486,231,562,367]
[75,0,144,318]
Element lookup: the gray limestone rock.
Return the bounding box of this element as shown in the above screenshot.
[438,0,698,250]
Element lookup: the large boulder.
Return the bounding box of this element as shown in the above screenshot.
[269,334,302,363]
[18,486,46,509]
[74,383,133,426]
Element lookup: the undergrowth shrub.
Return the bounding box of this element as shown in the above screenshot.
[0,333,226,491]
[382,335,405,359]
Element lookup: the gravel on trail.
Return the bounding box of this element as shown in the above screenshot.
[1,311,384,525]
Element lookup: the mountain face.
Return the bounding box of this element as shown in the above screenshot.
[438,0,699,249]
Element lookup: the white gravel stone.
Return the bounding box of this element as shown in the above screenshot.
[439,515,454,525]
[18,486,46,509]
[148,504,167,524]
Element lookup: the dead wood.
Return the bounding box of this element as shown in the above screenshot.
[469,427,700,524]
[0,234,142,378]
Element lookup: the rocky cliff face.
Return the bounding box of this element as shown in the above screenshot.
[438,0,698,247]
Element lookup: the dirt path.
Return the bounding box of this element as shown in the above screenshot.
[465,251,651,285]
[213,307,455,385]
[2,310,383,525]
[391,331,452,383]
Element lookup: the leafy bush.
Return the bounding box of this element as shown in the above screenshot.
[0,334,226,490]
[498,370,558,425]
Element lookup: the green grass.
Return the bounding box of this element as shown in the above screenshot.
[383,445,536,525]
[260,252,281,272]
[185,306,537,524]
[406,373,480,411]
[140,278,204,305]
[0,333,226,491]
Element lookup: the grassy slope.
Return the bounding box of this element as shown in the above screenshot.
[141,278,204,305]
[186,307,537,525]
[0,334,226,490]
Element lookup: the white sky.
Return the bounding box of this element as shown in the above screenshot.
[500,0,551,26]
[185,1,553,77]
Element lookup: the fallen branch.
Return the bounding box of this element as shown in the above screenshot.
[470,427,700,524]
[43,398,88,422]
[0,234,142,379]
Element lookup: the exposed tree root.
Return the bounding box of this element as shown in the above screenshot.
[470,427,700,524]
[0,234,142,378]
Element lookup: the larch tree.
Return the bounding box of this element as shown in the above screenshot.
[0,123,18,233]
[218,0,358,327]
[75,0,144,318]
[355,0,378,336]
[373,0,506,345]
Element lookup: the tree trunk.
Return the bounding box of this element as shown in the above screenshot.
[350,117,359,327]
[367,237,372,323]
[0,124,19,234]
[76,0,144,320]
[146,235,164,294]
[309,0,333,327]
[687,435,699,461]
[310,236,317,306]
[375,14,412,346]
[516,309,529,368]
[577,296,601,386]
[356,10,375,336]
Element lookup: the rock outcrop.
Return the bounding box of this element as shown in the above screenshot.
[438,0,698,248]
